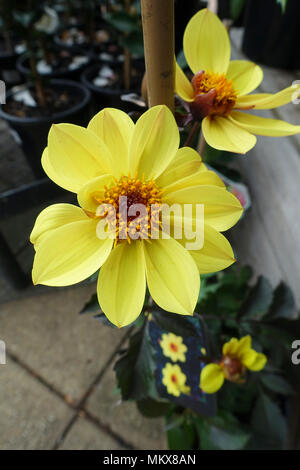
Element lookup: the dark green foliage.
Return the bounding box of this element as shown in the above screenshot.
[114,325,158,401]
[112,265,298,450]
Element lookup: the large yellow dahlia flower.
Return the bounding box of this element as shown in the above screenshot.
[30,105,243,327]
[176,9,300,154]
[200,335,267,394]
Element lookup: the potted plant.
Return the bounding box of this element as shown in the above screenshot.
[0,1,91,177]
[81,0,145,112]
[0,0,25,85]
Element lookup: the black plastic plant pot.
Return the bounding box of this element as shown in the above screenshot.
[242,0,300,70]
[0,48,19,70]
[0,34,24,69]
[80,63,143,114]
[0,79,91,178]
[16,49,93,82]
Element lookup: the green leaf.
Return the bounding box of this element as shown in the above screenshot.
[152,310,198,337]
[265,282,296,320]
[277,0,288,12]
[120,31,144,56]
[80,293,100,315]
[176,50,187,69]
[262,317,300,340]
[137,398,170,418]
[250,393,287,449]
[194,414,250,450]
[114,325,157,401]
[209,423,250,450]
[105,11,139,34]
[167,420,196,450]
[260,374,294,396]
[240,276,273,319]
[230,0,246,21]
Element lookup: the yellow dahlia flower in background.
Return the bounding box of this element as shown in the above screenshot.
[162,363,190,397]
[30,105,243,327]
[160,332,187,362]
[176,9,300,154]
[200,335,267,394]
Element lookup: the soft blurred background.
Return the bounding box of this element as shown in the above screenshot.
[0,0,299,450]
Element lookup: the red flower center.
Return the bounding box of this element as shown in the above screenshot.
[189,70,237,120]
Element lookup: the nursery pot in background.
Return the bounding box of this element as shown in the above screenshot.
[0,79,91,178]
[16,48,93,82]
[242,0,300,70]
[81,62,144,114]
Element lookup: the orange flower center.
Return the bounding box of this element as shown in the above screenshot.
[170,343,179,352]
[220,355,245,382]
[95,175,162,245]
[190,70,237,120]
[171,374,178,383]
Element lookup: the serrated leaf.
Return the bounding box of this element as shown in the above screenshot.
[265,282,296,320]
[209,423,250,450]
[114,325,157,401]
[260,374,294,396]
[80,293,100,315]
[250,393,287,449]
[240,276,273,319]
[194,414,249,450]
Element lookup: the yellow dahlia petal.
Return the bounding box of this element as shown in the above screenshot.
[164,185,243,232]
[156,147,205,188]
[188,224,235,274]
[129,105,179,179]
[242,351,267,371]
[202,115,257,154]
[77,174,115,213]
[183,9,230,74]
[200,363,224,394]
[30,203,88,249]
[222,338,239,356]
[87,108,134,177]
[32,219,113,286]
[226,60,263,96]
[44,124,113,193]
[162,170,225,195]
[235,335,252,358]
[235,84,300,109]
[143,237,199,315]
[97,242,146,328]
[229,111,300,137]
[175,61,194,102]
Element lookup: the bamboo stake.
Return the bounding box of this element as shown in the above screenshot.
[140,0,175,112]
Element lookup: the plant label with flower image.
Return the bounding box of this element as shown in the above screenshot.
[148,314,216,416]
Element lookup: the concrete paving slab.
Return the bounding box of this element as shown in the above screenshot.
[86,365,167,450]
[59,415,125,450]
[0,358,74,450]
[0,285,126,404]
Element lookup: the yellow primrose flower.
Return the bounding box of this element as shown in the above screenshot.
[200,335,267,394]
[160,332,187,362]
[30,105,243,327]
[176,9,300,154]
[162,363,190,397]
